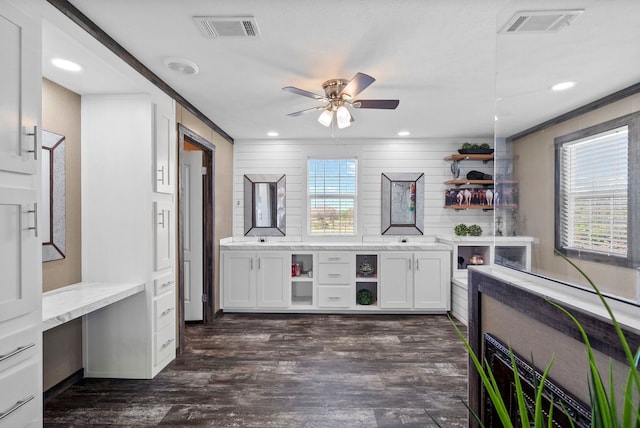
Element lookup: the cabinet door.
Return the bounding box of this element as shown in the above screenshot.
[0,2,40,175]
[0,188,39,323]
[222,252,256,308]
[380,252,412,308]
[256,252,288,308]
[153,102,174,194]
[414,251,450,310]
[154,201,173,271]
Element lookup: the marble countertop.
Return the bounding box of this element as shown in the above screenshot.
[436,235,534,243]
[220,239,451,252]
[42,282,145,331]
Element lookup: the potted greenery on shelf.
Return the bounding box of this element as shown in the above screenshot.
[427,253,640,427]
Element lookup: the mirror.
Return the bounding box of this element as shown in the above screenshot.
[244,174,286,236]
[42,129,66,261]
[381,172,424,235]
[493,1,640,299]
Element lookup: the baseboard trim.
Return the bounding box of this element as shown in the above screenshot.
[43,368,84,405]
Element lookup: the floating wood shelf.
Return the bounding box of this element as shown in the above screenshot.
[445,179,494,186]
[444,205,494,210]
[444,154,494,162]
[443,204,518,210]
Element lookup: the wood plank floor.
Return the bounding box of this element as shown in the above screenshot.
[44,314,468,427]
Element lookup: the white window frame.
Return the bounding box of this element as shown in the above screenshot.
[555,112,639,268]
[307,158,358,236]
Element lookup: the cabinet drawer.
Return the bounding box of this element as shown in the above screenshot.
[153,273,175,296]
[319,253,350,264]
[154,290,175,332]
[0,361,39,427]
[0,326,37,372]
[154,326,175,367]
[318,286,352,307]
[318,263,352,284]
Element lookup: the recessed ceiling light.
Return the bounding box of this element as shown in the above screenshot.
[398,131,410,136]
[551,81,576,91]
[163,57,200,75]
[51,58,82,72]
[267,131,279,137]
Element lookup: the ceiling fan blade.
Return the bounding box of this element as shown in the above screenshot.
[287,106,325,117]
[282,86,325,100]
[339,72,375,99]
[352,99,399,109]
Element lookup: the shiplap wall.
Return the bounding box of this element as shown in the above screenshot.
[232,138,494,241]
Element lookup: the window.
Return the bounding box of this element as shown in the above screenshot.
[308,159,357,235]
[555,112,639,268]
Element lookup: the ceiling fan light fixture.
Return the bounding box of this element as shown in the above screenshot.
[336,105,352,129]
[318,109,333,127]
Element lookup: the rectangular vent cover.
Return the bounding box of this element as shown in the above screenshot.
[500,10,583,33]
[194,16,260,38]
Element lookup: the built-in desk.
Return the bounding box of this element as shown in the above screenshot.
[42,282,145,331]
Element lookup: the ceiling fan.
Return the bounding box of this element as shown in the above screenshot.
[282,72,399,129]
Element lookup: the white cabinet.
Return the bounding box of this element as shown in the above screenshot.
[220,245,450,314]
[436,236,533,325]
[222,252,255,308]
[380,251,450,311]
[317,252,354,308]
[222,251,288,309]
[82,93,176,379]
[0,188,39,322]
[153,102,174,194]
[413,251,450,310]
[0,2,42,426]
[154,201,173,271]
[379,253,413,308]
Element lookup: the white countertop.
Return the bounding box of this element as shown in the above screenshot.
[42,282,145,331]
[470,265,640,335]
[220,239,451,252]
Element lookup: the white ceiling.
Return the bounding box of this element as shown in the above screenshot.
[39,0,640,141]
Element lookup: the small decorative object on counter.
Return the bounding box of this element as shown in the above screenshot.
[356,289,375,305]
[454,224,469,236]
[359,257,374,276]
[467,224,483,236]
[458,142,493,155]
[468,254,484,265]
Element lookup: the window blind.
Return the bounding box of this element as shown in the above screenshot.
[308,159,357,234]
[559,126,628,257]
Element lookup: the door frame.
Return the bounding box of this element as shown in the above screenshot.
[177,124,215,352]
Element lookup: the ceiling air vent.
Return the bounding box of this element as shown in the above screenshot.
[500,10,583,33]
[194,16,260,38]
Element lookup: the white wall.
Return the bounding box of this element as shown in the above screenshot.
[232,138,494,241]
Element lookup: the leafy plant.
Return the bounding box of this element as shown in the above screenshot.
[426,253,640,427]
[454,224,469,236]
[467,224,482,236]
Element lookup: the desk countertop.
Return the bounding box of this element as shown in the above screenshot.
[42,282,145,331]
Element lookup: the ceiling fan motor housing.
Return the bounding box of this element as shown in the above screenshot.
[322,79,349,99]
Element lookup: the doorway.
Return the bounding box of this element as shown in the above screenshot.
[177,124,215,352]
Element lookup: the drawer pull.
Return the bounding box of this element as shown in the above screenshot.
[327,273,341,278]
[0,343,35,363]
[161,280,174,289]
[327,257,341,261]
[160,338,174,350]
[160,308,174,317]
[0,395,35,421]
[328,296,341,301]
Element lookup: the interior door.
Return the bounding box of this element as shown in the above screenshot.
[183,150,203,321]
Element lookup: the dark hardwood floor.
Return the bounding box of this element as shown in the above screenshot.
[44,314,468,427]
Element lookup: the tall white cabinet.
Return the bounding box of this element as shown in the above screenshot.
[0,1,42,426]
[81,93,176,379]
